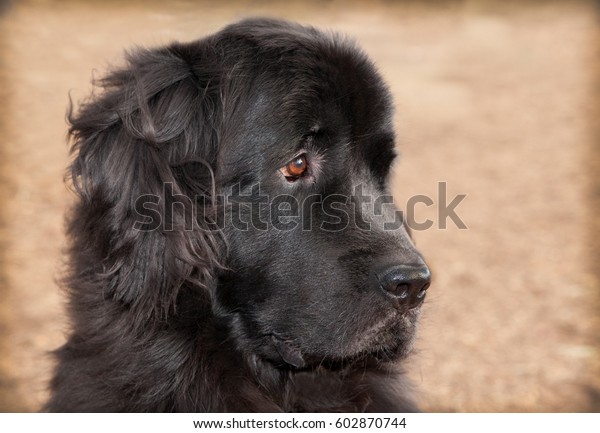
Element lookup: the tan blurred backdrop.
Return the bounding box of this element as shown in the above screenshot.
[0,0,599,412]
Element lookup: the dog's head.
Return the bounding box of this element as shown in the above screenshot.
[68,18,430,371]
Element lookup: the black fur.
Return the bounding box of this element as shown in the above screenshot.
[47,18,429,412]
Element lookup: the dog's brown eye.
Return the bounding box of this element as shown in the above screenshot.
[280,154,308,180]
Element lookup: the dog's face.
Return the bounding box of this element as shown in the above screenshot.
[53,17,432,413]
[67,18,429,374]
[209,20,431,369]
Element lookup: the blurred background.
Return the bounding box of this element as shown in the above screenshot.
[1,0,599,412]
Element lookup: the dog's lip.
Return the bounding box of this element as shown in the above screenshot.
[350,311,401,352]
[341,307,420,360]
[270,334,306,368]
[266,308,419,369]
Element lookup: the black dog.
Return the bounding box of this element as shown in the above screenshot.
[47,18,430,412]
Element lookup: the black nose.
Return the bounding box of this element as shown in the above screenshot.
[376,264,431,307]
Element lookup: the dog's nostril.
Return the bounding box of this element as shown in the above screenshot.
[417,282,430,298]
[375,263,431,304]
[396,284,410,299]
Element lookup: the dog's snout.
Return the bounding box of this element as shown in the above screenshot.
[376,264,431,306]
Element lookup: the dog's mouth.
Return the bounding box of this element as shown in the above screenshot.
[270,334,306,368]
[266,309,419,371]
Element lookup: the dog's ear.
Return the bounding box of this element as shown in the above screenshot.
[66,43,224,320]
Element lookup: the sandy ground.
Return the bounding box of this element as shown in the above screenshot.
[0,0,599,412]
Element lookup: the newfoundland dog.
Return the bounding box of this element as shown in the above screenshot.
[47,17,431,412]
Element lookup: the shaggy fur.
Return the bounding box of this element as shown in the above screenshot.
[47,18,430,412]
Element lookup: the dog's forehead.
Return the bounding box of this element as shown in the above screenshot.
[219,18,394,127]
[217,19,396,178]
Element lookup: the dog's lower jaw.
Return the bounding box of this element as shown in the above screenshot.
[214,311,419,412]
[239,352,412,413]
[230,340,420,413]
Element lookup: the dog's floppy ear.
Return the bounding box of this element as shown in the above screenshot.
[66,42,224,320]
